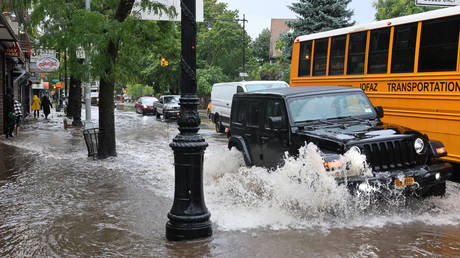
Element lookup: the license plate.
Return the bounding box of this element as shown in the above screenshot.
[394,177,415,187]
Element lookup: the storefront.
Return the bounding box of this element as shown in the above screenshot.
[0,13,20,135]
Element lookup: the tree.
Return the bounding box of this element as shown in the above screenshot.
[373,0,438,20]
[280,0,355,59]
[252,28,271,63]
[197,65,229,96]
[23,0,172,159]
[197,0,253,80]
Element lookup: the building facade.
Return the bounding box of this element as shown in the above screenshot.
[270,18,296,58]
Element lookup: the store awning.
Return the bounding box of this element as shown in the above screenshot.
[0,13,18,43]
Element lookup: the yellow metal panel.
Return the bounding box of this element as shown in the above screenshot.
[414,22,422,73]
[326,37,331,76]
[364,30,371,75]
[344,34,350,76]
[310,40,315,77]
[387,27,394,74]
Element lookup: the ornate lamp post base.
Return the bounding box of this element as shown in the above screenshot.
[166,220,212,241]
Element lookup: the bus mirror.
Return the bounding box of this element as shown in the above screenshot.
[375,106,384,118]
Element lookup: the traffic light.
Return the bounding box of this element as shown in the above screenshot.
[161,57,168,67]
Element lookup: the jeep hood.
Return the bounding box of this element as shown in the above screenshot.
[298,123,418,149]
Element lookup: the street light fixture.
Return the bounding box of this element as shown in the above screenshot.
[206,14,248,74]
[166,0,212,241]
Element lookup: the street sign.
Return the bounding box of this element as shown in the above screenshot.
[37,57,60,72]
[239,72,249,78]
[133,0,204,22]
[415,0,460,7]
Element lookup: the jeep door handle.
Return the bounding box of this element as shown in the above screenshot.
[226,103,229,106]
[260,136,270,143]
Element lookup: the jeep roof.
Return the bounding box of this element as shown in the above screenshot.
[237,86,363,98]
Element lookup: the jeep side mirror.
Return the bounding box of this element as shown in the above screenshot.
[268,116,284,130]
[375,106,384,118]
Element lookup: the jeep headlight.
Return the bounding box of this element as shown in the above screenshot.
[323,155,343,171]
[414,138,424,154]
[143,104,147,108]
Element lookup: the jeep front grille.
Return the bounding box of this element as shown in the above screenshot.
[362,139,417,172]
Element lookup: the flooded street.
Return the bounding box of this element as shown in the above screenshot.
[1,107,460,257]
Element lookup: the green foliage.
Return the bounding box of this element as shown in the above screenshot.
[197,0,253,80]
[280,0,355,60]
[252,28,271,63]
[126,83,154,99]
[373,0,438,20]
[197,65,229,96]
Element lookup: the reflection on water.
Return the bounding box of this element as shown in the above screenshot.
[0,107,459,256]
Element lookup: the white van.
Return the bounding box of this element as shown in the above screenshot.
[210,80,289,133]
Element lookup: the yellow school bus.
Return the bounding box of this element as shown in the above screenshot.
[290,6,460,172]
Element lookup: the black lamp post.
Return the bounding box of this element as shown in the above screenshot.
[166,0,212,241]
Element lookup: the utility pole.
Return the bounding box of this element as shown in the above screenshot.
[242,14,247,73]
[84,0,92,127]
[166,0,212,241]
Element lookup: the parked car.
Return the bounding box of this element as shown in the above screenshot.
[228,86,452,197]
[135,96,158,115]
[154,95,180,119]
[211,80,289,133]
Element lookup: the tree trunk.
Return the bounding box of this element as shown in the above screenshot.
[97,0,135,159]
[69,76,82,126]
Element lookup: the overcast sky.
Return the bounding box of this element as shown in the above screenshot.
[219,0,375,39]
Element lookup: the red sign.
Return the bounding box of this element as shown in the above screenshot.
[37,57,60,72]
[6,43,21,57]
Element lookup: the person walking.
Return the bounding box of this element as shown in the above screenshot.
[31,95,41,119]
[13,99,22,135]
[41,95,53,119]
[4,89,15,138]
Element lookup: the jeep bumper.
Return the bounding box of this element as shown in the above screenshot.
[337,162,453,194]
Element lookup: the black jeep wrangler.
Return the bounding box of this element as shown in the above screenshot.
[228,86,452,196]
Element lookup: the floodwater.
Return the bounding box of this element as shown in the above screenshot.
[1,106,460,257]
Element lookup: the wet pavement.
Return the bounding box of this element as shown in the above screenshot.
[1,107,460,257]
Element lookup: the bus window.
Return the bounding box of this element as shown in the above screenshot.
[419,16,460,72]
[298,41,312,77]
[368,28,390,74]
[313,38,328,76]
[391,23,417,73]
[329,35,347,75]
[347,31,367,75]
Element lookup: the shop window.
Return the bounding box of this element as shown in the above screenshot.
[368,28,390,74]
[347,32,367,75]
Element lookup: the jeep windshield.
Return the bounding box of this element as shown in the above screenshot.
[288,92,376,123]
[245,83,288,92]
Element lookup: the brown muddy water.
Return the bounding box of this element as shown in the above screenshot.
[0,107,460,257]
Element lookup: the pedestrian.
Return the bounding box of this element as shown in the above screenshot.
[4,88,15,138]
[31,95,41,119]
[13,98,22,135]
[41,95,53,119]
